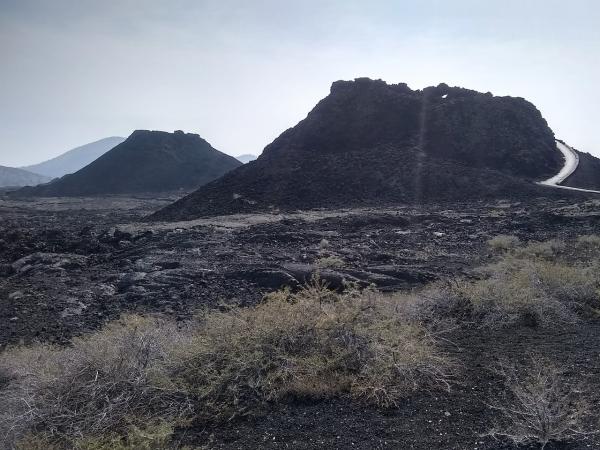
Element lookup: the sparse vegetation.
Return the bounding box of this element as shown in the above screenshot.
[0,279,453,448]
[171,277,453,418]
[2,235,599,448]
[576,234,600,257]
[488,356,597,449]
[487,234,520,252]
[0,316,191,449]
[409,237,600,329]
[514,238,566,259]
[315,255,345,268]
[15,421,174,450]
[454,255,599,328]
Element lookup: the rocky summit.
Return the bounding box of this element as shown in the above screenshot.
[13,130,242,196]
[151,78,571,221]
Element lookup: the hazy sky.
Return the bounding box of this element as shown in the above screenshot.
[1,0,599,167]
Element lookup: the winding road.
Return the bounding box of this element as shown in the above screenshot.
[537,140,600,194]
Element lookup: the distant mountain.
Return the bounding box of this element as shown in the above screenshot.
[0,166,51,188]
[151,78,570,221]
[236,154,257,164]
[14,130,242,197]
[22,136,125,178]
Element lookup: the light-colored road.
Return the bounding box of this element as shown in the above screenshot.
[537,140,600,194]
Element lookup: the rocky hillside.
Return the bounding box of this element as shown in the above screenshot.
[22,136,125,178]
[563,149,600,190]
[0,166,51,187]
[152,78,565,221]
[14,130,241,196]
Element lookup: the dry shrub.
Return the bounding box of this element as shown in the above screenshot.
[575,235,600,259]
[393,284,471,331]
[488,356,598,449]
[406,235,600,330]
[576,234,600,247]
[16,421,174,450]
[455,256,599,328]
[0,316,191,448]
[487,235,520,252]
[171,277,453,419]
[515,239,566,259]
[315,255,345,268]
[0,284,453,444]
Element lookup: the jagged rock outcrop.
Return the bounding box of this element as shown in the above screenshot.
[14,130,242,196]
[151,78,566,221]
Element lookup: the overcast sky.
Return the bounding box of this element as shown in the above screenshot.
[1,0,599,167]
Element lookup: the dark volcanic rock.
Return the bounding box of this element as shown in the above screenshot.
[563,149,600,190]
[13,130,242,196]
[151,78,566,221]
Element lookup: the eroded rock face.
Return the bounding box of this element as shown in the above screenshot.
[152,78,565,221]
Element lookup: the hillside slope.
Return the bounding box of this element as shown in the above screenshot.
[0,166,51,187]
[151,78,566,221]
[22,137,125,178]
[563,150,600,190]
[14,130,241,196]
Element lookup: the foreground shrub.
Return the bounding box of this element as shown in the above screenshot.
[454,256,600,328]
[172,278,453,419]
[488,356,597,449]
[16,421,174,450]
[1,282,454,446]
[406,235,600,330]
[0,316,191,448]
